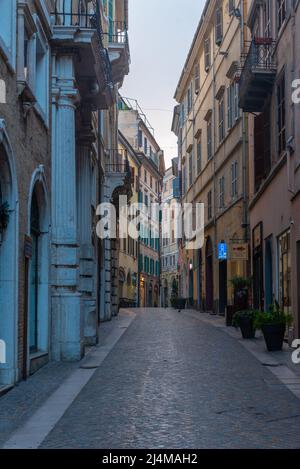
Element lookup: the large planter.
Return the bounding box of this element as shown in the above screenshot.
[171,298,186,310]
[239,317,255,339]
[261,323,286,351]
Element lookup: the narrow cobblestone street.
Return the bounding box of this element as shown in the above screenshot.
[1,308,300,449]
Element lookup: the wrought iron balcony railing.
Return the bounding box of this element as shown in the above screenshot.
[105,149,130,174]
[52,0,97,28]
[239,38,277,112]
[240,38,277,74]
[106,21,128,45]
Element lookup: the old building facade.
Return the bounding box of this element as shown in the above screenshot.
[161,162,180,307]
[118,97,165,307]
[239,0,300,338]
[0,0,130,389]
[0,0,52,387]
[173,0,249,314]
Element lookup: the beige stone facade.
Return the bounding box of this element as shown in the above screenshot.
[173,0,249,313]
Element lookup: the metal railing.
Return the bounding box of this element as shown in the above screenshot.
[52,1,114,94]
[105,149,130,174]
[240,38,277,74]
[105,21,128,44]
[52,0,97,28]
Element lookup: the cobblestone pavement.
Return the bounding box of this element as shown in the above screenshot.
[1,308,300,449]
[34,308,300,449]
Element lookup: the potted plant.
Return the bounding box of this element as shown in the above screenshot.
[254,302,293,351]
[233,310,257,339]
[230,276,251,312]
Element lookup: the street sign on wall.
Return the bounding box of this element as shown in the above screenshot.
[218,243,228,260]
[230,243,249,261]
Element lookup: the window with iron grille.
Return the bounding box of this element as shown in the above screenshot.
[231,161,238,198]
[204,37,211,72]
[215,7,223,46]
[219,176,225,209]
[277,73,286,156]
[207,190,212,220]
[277,0,286,32]
[218,95,225,142]
[207,116,212,160]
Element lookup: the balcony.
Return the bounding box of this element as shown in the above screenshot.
[105,149,132,202]
[104,20,130,85]
[52,0,114,108]
[238,38,277,112]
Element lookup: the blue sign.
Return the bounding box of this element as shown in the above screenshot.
[218,242,227,260]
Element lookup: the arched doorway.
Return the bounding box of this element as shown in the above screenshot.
[205,237,214,312]
[0,120,18,386]
[27,175,50,371]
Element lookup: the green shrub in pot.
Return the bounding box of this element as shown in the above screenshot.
[233,310,257,339]
[254,302,293,351]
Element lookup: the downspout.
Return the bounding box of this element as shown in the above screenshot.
[241,0,249,244]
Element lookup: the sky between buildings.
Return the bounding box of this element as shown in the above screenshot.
[121,0,206,169]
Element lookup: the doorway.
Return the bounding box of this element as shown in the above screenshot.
[219,260,227,315]
[205,237,214,312]
[29,191,40,353]
[265,236,273,310]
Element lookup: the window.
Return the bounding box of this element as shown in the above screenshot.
[194,63,200,94]
[234,82,240,121]
[207,190,212,220]
[228,0,235,15]
[189,150,193,187]
[187,83,193,114]
[197,138,202,175]
[207,115,212,160]
[231,161,238,198]
[204,37,211,71]
[215,7,223,46]
[278,230,291,312]
[277,0,286,32]
[277,74,286,156]
[263,0,271,37]
[0,0,16,68]
[218,95,225,142]
[219,176,225,209]
[35,22,49,120]
[138,129,143,147]
[227,84,234,129]
[183,164,187,194]
[144,137,148,155]
[145,194,148,207]
[144,169,147,183]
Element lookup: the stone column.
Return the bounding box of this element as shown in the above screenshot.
[77,129,97,345]
[51,53,83,361]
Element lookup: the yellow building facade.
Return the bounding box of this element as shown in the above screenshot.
[173,0,249,313]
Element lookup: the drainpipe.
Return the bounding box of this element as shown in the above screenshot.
[212,19,218,314]
[240,0,249,245]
